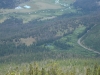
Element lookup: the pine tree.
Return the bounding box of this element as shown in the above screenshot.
[29,64,33,75]
[34,66,39,75]
[41,68,46,75]
[86,68,90,75]
[93,64,98,75]
[97,66,100,75]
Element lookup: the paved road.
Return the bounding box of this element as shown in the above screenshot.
[77,25,100,55]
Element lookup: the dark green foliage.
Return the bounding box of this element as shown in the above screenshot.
[0,0,15,9]
[93,64,98,75]
[41,68,46,75]
[73,0,100,11]
[0,5,100,63]
[54,41,73,50]
[86,68,91,75]
[0,0,30,9]
[98,66,100,75]
[0,15,77,57]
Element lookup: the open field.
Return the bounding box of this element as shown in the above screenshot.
[0,0,76,23]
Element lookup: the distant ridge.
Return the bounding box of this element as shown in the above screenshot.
[0,0,30,9]
[73,0,100,11]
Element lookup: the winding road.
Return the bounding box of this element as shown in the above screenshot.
[77,25,100,55]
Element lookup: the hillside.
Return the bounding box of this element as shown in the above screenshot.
[73,0,100,11]
[81,24,100,52]
[0,0,30,9]
[0,0,100,63]
[0,12,100,63]
[0,0,76,23]
[0,0,100,74]
[73,0,100,53]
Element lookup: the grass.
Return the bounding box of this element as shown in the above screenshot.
[13,37,36,46]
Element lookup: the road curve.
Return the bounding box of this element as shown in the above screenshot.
[77,25,100,55]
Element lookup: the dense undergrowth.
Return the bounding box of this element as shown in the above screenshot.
[4,59,100,75]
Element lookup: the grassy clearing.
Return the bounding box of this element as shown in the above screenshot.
[0,16,7,23]
[20,37,36,46]
[13,37,36,46]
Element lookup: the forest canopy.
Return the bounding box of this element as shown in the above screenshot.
[73,0,100,11]
[0,0,30,9]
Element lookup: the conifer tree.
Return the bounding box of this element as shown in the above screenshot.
[34,66,39,75]
[93,64,98,75]
[86,68,90,75]
[98,66,100,75]
[41,68,46,75]
[29,64,33,75]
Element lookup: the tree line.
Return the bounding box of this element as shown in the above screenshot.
[0,0,30,9]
